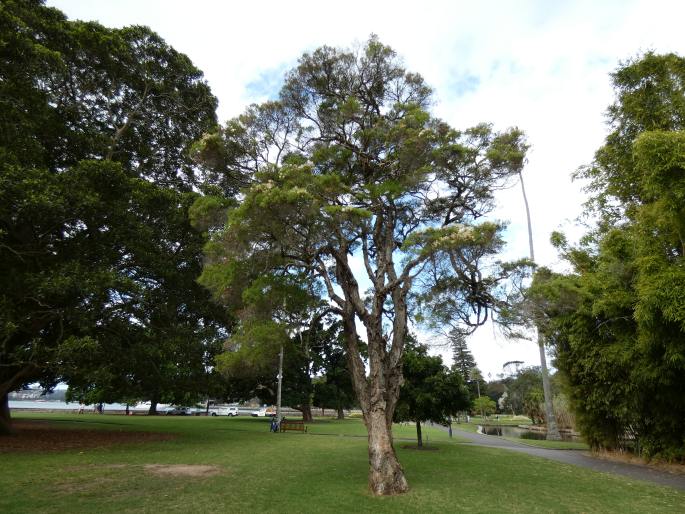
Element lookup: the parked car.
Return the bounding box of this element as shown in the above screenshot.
[164,406,194,416]
[211,406,239,416]
[251,406,276,417]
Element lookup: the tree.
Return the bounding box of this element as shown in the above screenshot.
[195,37,528,494]
[312,323,356,419]
[500,367,545,422]
[516,151,561,440]
[472,396,496,417]
[530,53,685,460]
[0,1,226,432]
[394,340,468,447]
[450,329,476,383]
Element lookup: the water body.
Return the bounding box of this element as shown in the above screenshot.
[478,424,583,442]
[9,400,257,415]
[9,400,151,411]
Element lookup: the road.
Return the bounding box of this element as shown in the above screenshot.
[435,423,685,491]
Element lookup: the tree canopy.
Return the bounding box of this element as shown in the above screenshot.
[195,36,528,494]
[394,340,468,447]
[0,0,230,429]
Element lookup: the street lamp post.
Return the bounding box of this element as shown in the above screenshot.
[276,343,284,427]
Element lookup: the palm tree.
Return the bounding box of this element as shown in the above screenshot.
[518,171,562,440]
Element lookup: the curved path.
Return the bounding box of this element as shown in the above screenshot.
[435,424,685,491]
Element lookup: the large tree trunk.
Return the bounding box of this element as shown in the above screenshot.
[416,420,423,448]
[336,252,410,495]
[299,403,313,422]
[148,400,158,415]
[336,404,345,420]
[0,364,38,435]
[0,393,13,435]
[365,407,408,495]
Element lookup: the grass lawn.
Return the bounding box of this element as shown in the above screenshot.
[1,412,682,513]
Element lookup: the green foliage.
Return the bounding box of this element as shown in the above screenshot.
[0,1,230,419]
[472,396,496,416]
[450,330,476,384]
[532,52,685,461]
[394,339,469,440]
[193,36,528,490]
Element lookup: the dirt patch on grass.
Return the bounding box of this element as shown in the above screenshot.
[0,420,175,453]
[144,464,221,477]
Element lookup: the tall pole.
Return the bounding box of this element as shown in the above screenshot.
[276,344,284,426]
[519,172,561,440]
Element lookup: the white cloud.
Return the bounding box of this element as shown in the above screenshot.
[49,0,685,377]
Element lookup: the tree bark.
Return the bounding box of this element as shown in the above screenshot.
[299,403,313,422]
[0,393,14,435]
[148,400,158,415]
[416,420,423,448]
[337,404,345,420]
[334,242,411,495]
[365,407,409,495]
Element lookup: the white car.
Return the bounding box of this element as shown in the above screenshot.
[214,406,239,417]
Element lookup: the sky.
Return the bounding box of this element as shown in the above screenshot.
[49,0,685,379]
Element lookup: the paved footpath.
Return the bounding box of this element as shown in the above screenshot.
[433,424,685,491]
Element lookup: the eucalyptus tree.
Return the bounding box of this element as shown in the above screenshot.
[195,37,528,494]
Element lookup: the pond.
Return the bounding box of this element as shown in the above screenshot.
[478,424,582,442]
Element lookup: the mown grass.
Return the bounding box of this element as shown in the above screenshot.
[1,412,682,513]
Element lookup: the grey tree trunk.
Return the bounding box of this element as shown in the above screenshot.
[416,420,423,448]
[337,405,345,420]
[519,172,562,441]
[148,400,158,416]
[295,403,314,422]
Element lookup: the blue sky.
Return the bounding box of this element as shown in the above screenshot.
[49,0,685,377]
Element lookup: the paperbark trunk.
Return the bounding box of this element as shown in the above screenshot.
[365,407,409,495]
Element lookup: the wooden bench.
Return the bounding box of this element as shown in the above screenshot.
[280,419,307,433]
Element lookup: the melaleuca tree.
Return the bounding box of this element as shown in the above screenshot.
[530,53,685,460]
[195,37,528,494]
